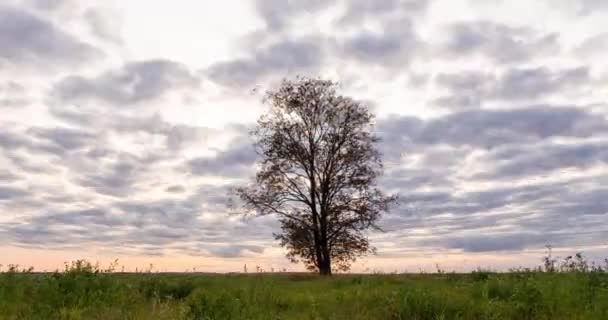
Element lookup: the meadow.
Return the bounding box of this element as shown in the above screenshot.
[1,258,608,320]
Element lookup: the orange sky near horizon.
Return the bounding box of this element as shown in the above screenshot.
[5,246,606,274]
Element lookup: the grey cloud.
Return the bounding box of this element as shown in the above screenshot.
[398,191,453,206]
[338,0,429,25]
[494,67,589,100]
[213,1,428,86]
[481,141,608,179]
[164,125,208,150]
[0,182,274,255]
[432,95,482,110]
[137,227,187,241]
[58,146,164,199]
[568,0,608,15]
[47,106,96,127]
[2,151,60,175]
[76,156,141,197]
[255,0,333,32]
[5,223,66,246]
[399,185,539,220]
[28,127,97,152]
[54,59,200,106]
[379,106,608,149]
[0,171,20,182]
[121,227,192,247]
[22,0,123,43]
[435,72,492,93]
[442,21,559,64]
[379,147,471,194]
[111,194,273,251]
[575,33,608,58]
[3,118,607,258]
[438,183,571,217]
[0,127,67,157]
[3,103,605,257]
[0,130,29,151]
[381,168,453,191]
[407,72,430,88]
[39,193,87,205]
[50,108,210,151]
[165,185,186,193]
[432,71,494,109]
[33,208,125,228]
[338,18,422,67]
[433,67,590,109]
[437,233,551,252]
[0,81,30,108]
[0,186,28,200]
[188,142,256,178]
[0,116,217,242]
[207,37,324,88]
[112,114,210,151]
[24,0,66,11]
[376,116,423,161]
[386,176,608,250]
[206,244,265,258]
[115,199,202,229]
[0,124,104,160]
[84,8,122,44]
[373,105,608,253]
[345,0,403,16]
[186,184,237,210]
[553,188,608,216]
[3,206,180,248]
[0,5,102,70]
[3,206,275,256]
[0,97,30,108]
[428,223,607,253]
[507,0,608,16]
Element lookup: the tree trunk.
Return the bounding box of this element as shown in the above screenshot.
[319,260,332,276]
[323,253,332,276]
[314,243,330,276]
[318,241,332,276]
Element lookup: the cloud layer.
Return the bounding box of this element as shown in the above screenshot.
[1,0,607,271]
[0,5,102,71]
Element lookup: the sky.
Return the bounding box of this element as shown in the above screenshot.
[0,0,607,273]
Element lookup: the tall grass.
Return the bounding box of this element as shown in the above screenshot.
[1,255,607,319]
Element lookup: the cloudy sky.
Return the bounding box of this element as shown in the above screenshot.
[1,0,607,272]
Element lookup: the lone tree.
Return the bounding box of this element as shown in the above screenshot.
[236,78,396,275]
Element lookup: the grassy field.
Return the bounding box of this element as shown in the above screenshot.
[1,261,608,320]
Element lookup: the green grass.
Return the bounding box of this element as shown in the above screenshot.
[1,261,607,319]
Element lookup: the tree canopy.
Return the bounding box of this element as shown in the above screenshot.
[236,77,396,275]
